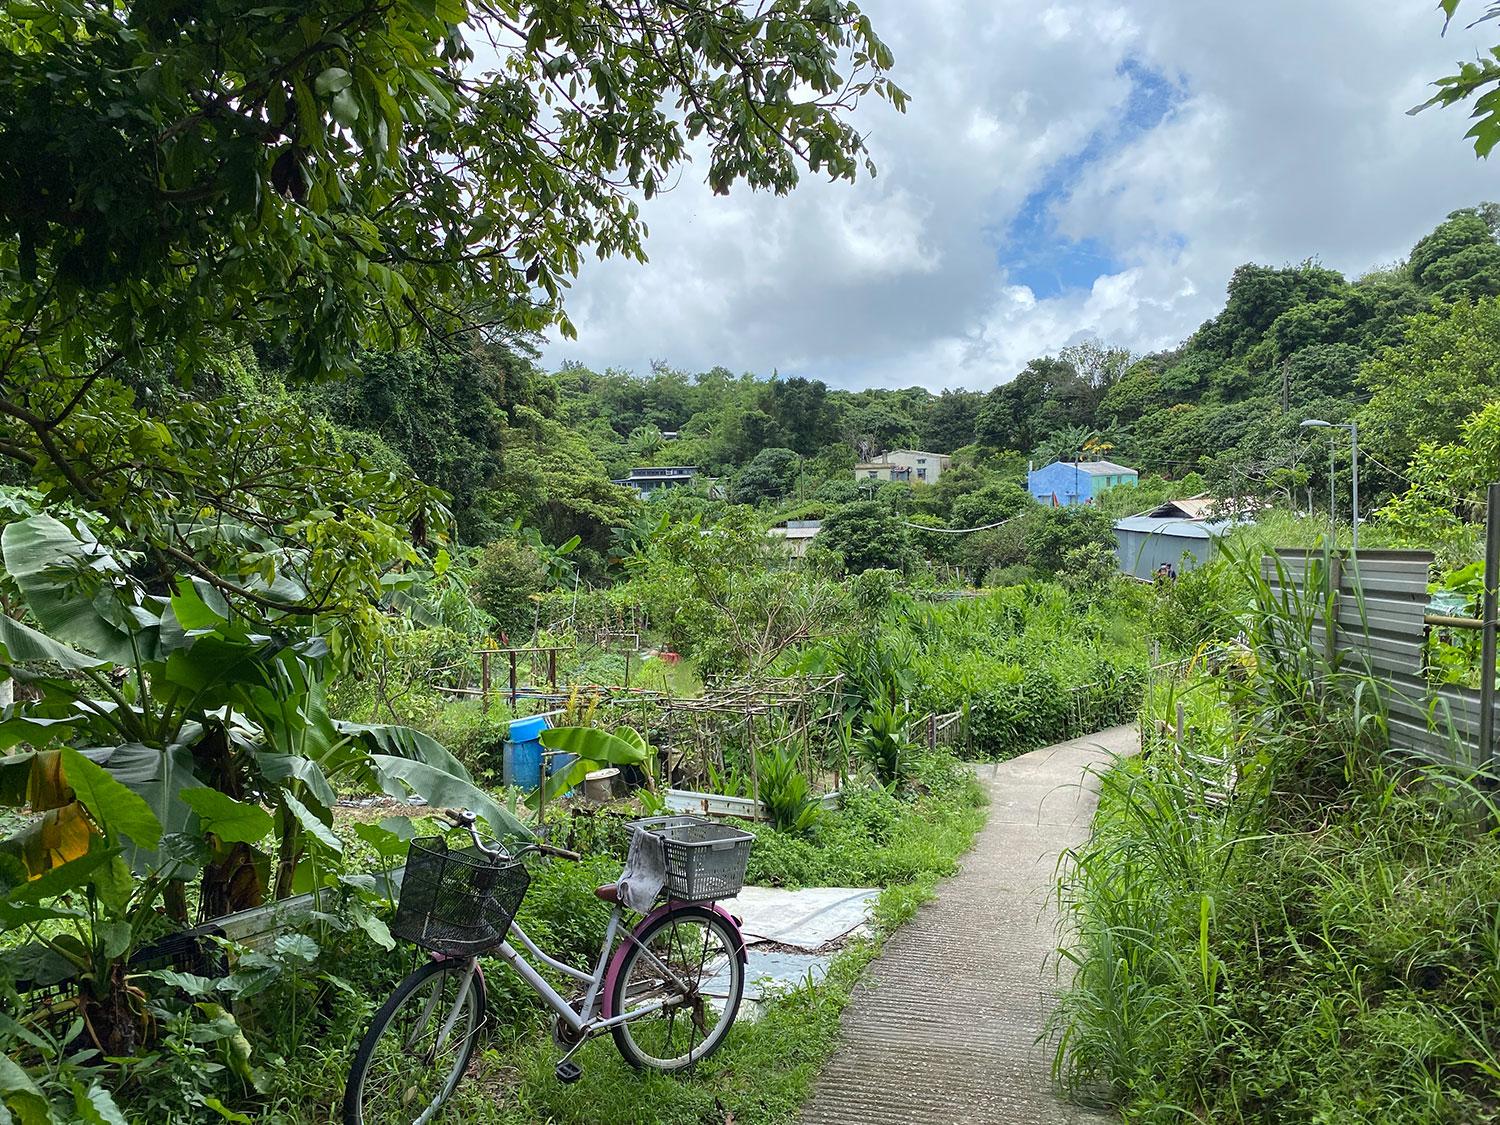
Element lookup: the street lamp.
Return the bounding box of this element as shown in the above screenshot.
[1300,418,1359,551]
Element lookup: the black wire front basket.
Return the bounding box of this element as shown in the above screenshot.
[391,836,530,956]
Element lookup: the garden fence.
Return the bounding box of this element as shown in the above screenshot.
[1262,490,1500,775]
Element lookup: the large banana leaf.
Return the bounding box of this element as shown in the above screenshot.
[60,747,160,852]
[336,721,475,783]
[537,726,650,767]
[1,514,137,663]
[527,725,653,808]
[369,755,531,841]
[90,743,203,838]
[0,614,104,672]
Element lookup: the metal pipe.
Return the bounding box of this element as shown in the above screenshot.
[1350,420,1359,552]
[1424,613,1487,630]
[1329,435,1336,540]
[1482,482,1500,778]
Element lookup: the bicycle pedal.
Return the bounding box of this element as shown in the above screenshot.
[555,1060,583,1085]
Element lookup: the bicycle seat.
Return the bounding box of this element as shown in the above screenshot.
[594,883,621,904]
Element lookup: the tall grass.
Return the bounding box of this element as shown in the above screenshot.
[1050,544,1500,1122]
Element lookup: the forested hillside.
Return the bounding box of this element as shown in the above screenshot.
[234,202,1500,588]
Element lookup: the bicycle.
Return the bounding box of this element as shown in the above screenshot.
[341,809,755,1124]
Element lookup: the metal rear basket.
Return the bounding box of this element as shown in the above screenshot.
[627,816,755,903]
[391,836,529,956]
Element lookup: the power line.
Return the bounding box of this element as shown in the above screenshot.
[899,514,1023,535]
[1359,449,1486,509]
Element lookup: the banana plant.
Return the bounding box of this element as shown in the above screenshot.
[515,522,582,589]
[527,724,654,808]
[0,512,528,916]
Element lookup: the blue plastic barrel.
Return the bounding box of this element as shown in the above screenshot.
[502,714,550,791]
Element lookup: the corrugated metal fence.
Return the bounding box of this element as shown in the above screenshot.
[1263,547,1498,771]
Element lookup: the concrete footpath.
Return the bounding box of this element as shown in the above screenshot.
[799,726,1137,1125]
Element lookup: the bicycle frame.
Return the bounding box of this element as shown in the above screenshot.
[434,900,747,1043]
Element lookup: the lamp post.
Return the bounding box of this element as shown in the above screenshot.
[1300,418,1359,551]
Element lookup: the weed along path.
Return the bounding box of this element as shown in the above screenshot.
[800,726,1137,1125]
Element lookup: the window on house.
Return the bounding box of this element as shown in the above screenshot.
[916,468,927,480]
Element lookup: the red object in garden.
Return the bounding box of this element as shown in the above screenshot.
[661,651,680,664]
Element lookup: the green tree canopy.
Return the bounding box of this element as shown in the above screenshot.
[1357,297,1500,476]
[0,0,902,625]
[732,447,801,505]
[818,500,914,574]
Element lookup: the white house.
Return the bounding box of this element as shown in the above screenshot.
[854,449,951,485]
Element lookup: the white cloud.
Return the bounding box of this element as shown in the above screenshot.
[540,1,1500,390]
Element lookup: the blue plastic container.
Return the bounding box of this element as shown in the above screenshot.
[502,715,550,791]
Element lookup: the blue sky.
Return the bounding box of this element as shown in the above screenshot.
[1004,60,1183,298]
[542,0,1500,390]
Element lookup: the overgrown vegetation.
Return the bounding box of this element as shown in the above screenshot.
[1051,551,1500,1123]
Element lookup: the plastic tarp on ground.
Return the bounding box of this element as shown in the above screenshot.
[721,885,878,950]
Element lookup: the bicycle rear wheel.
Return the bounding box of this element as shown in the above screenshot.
[342,958,486,1125]
[610,905,743,1071]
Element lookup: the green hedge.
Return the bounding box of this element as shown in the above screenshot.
[965,660,1144,759]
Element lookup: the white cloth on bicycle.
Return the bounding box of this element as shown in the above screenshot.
[617,830,666,912]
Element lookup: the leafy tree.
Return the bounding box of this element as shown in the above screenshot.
[1376,399,1499,556]
[1059,341,1132,393]
[488,405,638,567]
[922,389,984,452]
[1025,505,1115,574]
[1277,343,1366,408]
[467,538,548,637]
[1098,356,1180,424]
[622,514,843,674]
[815,477,867,505]
[769,377,839,455]
[950,482,1031,529]
[1357,297,1500,476]
[1191,262,1347,360]
[818,500,915,574]
[732,447,801,505]
[844,397,920,458]
[303,339,532,542]
[976,360,1051,451]
[1407,207,1500,302]
[0,0,901,619]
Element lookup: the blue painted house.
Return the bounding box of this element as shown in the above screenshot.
[1027,459,1138,507]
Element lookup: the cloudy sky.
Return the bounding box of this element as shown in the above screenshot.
[539,1,1499,391]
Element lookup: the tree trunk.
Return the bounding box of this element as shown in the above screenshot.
[201,842,267,919]
[84,960,140,1057]
[192,723,269,915]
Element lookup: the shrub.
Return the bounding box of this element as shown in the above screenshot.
[468,537,548,638]
[818,500,916,574]
[756,745,822,834]
[851,698,917,785]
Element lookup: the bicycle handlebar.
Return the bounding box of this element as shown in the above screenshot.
[439,809,581,862]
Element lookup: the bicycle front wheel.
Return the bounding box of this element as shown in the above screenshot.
[342,958,486,1125]
[610,905,744,1071]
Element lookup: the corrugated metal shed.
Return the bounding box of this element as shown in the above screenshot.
[1113,516,1240,580]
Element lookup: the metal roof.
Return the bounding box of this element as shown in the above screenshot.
[1069,460,1137,475]
[1113,515,1241,538]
